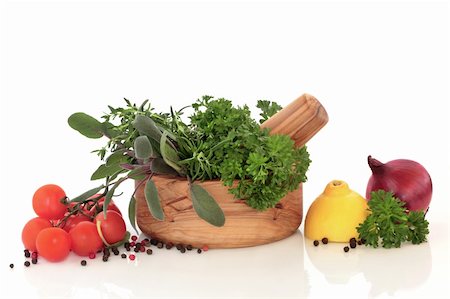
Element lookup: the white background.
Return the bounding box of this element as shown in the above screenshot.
[0,0,449,298]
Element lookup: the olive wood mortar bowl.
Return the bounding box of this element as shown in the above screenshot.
[135,94,328,248]
[135,175,303,248]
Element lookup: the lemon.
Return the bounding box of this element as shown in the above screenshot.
[305,180,369,242]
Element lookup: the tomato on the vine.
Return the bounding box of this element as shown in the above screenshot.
[36,227,71,262]
[95,210,126,245]
[22,217,52,251]
[62,214,92,233]
[69,222,103,256]
[33,184,67,220]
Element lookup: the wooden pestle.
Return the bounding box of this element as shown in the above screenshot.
[260,93,328,147]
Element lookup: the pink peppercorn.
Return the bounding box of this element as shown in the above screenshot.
[129,254,136,261]
[202,245,209,252]
[88,253,96,259]
[131,235,138,242]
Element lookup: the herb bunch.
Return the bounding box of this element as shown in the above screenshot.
[67,96,311,227]
[357,190,429,248]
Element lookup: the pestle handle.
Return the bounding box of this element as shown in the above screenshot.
[260,94,328,148]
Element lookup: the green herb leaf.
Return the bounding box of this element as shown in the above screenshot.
[257,100,282,124]
[103,180,123,218]
[127,166,147,180]
[106,149,128,167]
[144,179,165,221]
[68,112,104,139]
[160,131,182,173]
[128,196,139,235]
[132,115,162,142]
[70,185,105,202]
[190,184,225,227]
[91,164,123,181]
[151,158,179,176]
[357,190,429,248]
[134,135,153,160]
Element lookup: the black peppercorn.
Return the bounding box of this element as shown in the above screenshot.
[180,247,186,253]
[197,249,202,254]
[9,263,14,269]
[313,240,319,246]
[357,240,362,245]
[166,242,173,249]
[157,242,164,249]
[350,242,357,249]
[121,253,127,259]
[186,245,193,251]
[31,259,38,265]
[146,249,153,255]
[321,238,328,245]
[24,261,30,267]
[150,239,158,246]
[102,256,108,262]
[176,244,183,251]
[343,246,349,252]
[81,260,87,266]
[24,251,31,258]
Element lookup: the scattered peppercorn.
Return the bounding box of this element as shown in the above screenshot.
[150,239,158,246]
[349,237,356,243]
[24,261,30,267]
[32,259,38,265]
[197,249,202,254]
[321,238,329,245]
[139,246,146,253]
[121,253,127,259]
[166,242,173,250]
[135,243,141,250]
[357,240,362,246]
[129,254,136,261]
[176,244,183,251]
[343,246,349,252]
[81,260,87,266]
[157,242,164,249]
[350,242,357,249]
[102,256,108,262]
[103,248,110,257]
[186,245,193,251]
[131,235,138,242]
[144,238,150,243]
[24,251,31,258]
[89,253,96,259]
[202,245,209,252]
[180,247,186,253]
[361,238,366,244]
[134,247,140,253]
[313,240,319,246]
[9,263,14,269]
[31,252,38,259]
[130,241,136,247]
[146,249,153,255]
[112,247,120,255]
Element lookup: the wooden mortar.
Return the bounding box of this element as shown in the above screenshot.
[135,93,328,248]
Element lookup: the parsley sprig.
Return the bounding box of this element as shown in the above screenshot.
[357,190,429,248]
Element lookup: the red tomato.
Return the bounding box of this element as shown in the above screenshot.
[36,227,71,262]
[22,217,53,251]
[89,195,122,216]
[95,210,126,244]
[33,184,67,220]
[62,214,92,233]
[69,222,103,256]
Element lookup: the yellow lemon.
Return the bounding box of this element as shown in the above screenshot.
[305,180,369,242]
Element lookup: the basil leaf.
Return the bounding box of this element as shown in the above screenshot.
[91,164,123,181]
[70,185,105,202]
[134,135,153,160]
[190,184,225,227]
[68,112,104,139]
[128,196,139,235]
[144,179,164,221]
[132,115,162,142]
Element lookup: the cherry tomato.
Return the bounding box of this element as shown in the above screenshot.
[22,217,53,251]
[33,184,67,220]
[36,227,71,262]
[62,214,92,233]
[69,222,103,256]
[89,195,122,216]
[95,210,126,244]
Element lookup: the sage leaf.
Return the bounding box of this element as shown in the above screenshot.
[127,166,147,180]
[106,149,128,167]
[70,185,105,202]
[190,184,225,227]
[134,135,153,160]
[101,121,119,138]
[160,131,182,173]
[132,115,162,142]
[144,179,164,221]
[151,158,179,176]
[128,196,139,235]
[91,164,123,181]
[68,112,104,139]
[103,180,122,218]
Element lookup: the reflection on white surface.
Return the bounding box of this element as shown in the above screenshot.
[14,231,307,299]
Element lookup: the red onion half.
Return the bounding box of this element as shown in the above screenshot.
[366,156,432,212]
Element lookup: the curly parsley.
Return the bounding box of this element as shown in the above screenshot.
[357,190,429,248]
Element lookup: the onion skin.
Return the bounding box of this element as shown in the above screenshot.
[366,156,432,212]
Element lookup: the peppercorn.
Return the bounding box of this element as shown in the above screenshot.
[112,247,119,255]
[176,244,183,251]
[146,249,153,255]
[129,254,136,261]
[343,246,349,252]
[31,259,38,265]
[197,249,202,254]
[157,242,164,249]
[150,239,158,246]
[180,247,186,253]
[88,253,96,259]
[135,243,141,250]
[134,247,140,253]
[103,248,110,257]
[102,256,108,262]
[31,252,38,259]
[81,260,87,266]
[131,235,138,242]
[313,240,319,246]
[121,253,127,259]
[349,237,356,243]
[24,251,31,258]
[350,242,357,249]
[321,238,329,245]
[361,238,366,244]
[144,238,150,243]
[24,261,30,267]
[186,245,193,251]
[139,246,146,253]
[166,242,173,250]
[9,263,14,269]
[202,245,209,252]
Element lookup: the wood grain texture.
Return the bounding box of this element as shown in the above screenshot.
[135,176,302,248]
[260,93,328,148]
[135,93,328,248]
